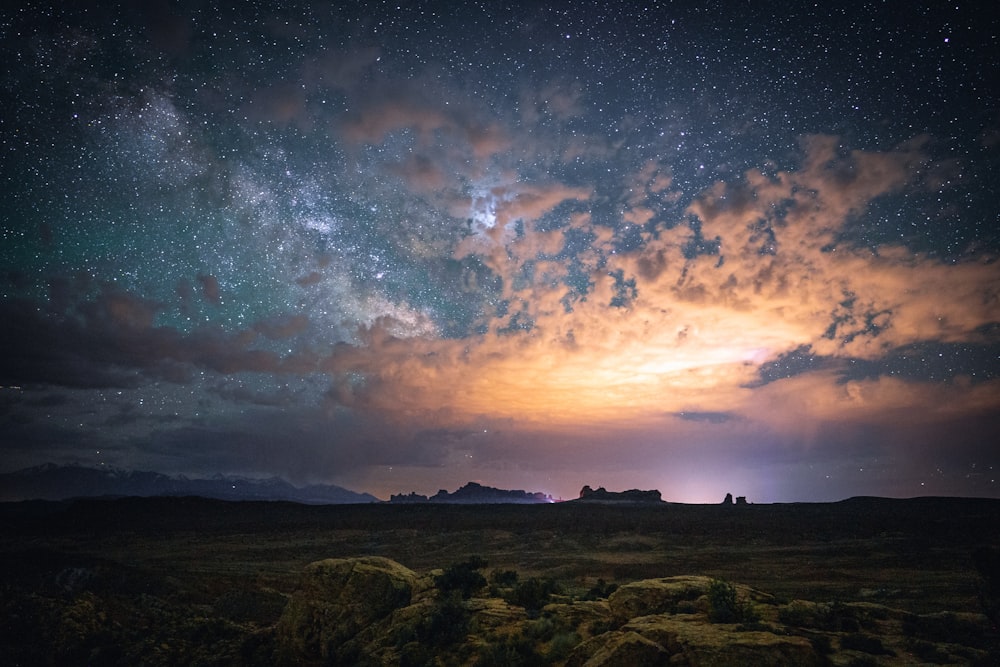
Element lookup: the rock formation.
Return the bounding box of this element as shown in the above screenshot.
[276,556,424,665]
[390,481,554,504]
[274,559,995,665]
[577,485,663,503]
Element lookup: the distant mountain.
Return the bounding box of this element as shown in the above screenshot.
[0,463,380,504]
[390,481,554,504]
[572,485,663,503]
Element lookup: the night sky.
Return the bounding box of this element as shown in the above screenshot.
[2,1,999,502]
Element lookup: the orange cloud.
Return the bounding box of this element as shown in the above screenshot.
[321,134,1000,448]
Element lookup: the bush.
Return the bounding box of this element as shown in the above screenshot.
[488,569,519,596]
[707,579,759,624]
[490,569,519,587]
[545,630,581,662]
[435,556,488,599]
[582,578,618,600]
[505,577,563,616]
[416,594,469,647]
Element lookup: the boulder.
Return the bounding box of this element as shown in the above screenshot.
[276,556,419,666]
[608,576,774,622]
[565,630,670,666]
[466,597,530,633]
[340,598,440,667]
[607,575,714,620]
[625,614,822,666]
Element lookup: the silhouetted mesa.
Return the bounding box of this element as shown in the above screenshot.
[575,485,663,503]
[389,481,554,504]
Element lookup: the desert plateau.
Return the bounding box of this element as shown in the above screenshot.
[2,495,998,665]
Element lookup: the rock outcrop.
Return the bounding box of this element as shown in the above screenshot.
[624,614,821,666]
[577,485,663,503]
[565,630,671,666]
[390,481,554,503]
[274,558,996,666]
[276,556,424,665]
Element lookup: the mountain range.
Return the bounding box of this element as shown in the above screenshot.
[0,463,380,504]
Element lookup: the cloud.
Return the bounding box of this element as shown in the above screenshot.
[0,287,321,390]
[674,411,739,424]
[254,313,310,340]
[11,130,994,480]
[315,133,1000,456]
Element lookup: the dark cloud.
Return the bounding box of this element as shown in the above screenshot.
[0,287,323,390]
[253,313,309,340]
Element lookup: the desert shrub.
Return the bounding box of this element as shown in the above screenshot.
[416,594,470,647]
[476,617,579,664]
[488,569,519,596]
[545,630,581,661]
[707,579,759,624]
[840,632,894,656]
[435,556,488,599]
[505,577,563,616]
[524,615,559,641]
[490,569,519,587]
[582,578,618,600]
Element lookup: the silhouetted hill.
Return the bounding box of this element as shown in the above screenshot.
[0,463,379,504]
[573,485,663,503]
[390,481,554,504]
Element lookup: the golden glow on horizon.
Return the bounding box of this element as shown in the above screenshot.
[324,135,1000,441]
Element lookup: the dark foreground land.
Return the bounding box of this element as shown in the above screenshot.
[2,496,998,665]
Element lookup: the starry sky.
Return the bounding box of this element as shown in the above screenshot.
[2,0,999,502]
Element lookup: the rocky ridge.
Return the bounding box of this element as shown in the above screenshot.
[274,557,995,666]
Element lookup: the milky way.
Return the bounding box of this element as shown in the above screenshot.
[2,1,999,501]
